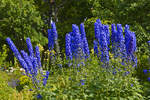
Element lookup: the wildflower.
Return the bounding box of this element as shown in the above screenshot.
[143,69,148,74]
[26,38,34,58]
[6,38,28,72]
[35,46,41,68]
[104,25,110,45]
[131,84,133,87]
[65,33,72,60]
[111,24,117,57]
[94,22,100,41]
[148,41,150,45]
[99,26,109,64]
[43,78,47,86]
[20,50,33,74]
[48,29,54,51]
[148,77,150,82]
[80,23,90,58]
[37,94,42,99]
[51,22,58,41]
[29,89,33,91]
[71,24,83,59]
[80,79,85,85]
[117,24,127,60]
[93,40,99,56]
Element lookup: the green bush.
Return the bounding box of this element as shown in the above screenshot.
[35,55,144,100]
[0,0,47,48]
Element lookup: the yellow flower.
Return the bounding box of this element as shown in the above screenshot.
[91,49,94,54]
[37,44,44,52]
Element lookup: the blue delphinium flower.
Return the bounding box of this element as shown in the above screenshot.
[35,46,41,68]
[93,40,99,57]
[51,22,58,41]
[6,38,28,72]
[37,94,42,99]
[20,50,33,74]
[80,23,90,58]
[71,24,83,59]
[148,41,150,46]
[43,71,49,86]
[94,22,100,42]
[99,26,109,65]
[80,79,85,85]
[117,24,127,61]
[104,25,110,46]
[111,24,118,58]
[148,77,150,82]
[48,29,54,51]
[125,25,137,67]
[143,69,148,74]
[32,57,38,76]
[26,38,34,58]
[65,33,72,60]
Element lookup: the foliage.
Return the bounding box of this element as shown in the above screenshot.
[35,55,144,100]
[87,0,150,54]
[0,44,9,68]
[0,71,33,100]
[0,0,47,49]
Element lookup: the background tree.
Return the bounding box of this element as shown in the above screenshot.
[0,0,47,50]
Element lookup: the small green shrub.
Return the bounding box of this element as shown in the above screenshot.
[35,55,144,100]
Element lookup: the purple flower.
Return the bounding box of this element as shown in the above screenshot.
[6,38,28,72]
[148,41,150,45]
[104,25,110,45]
[80,79,85,85]
[93,40,99,56]
[111,24,118,58]
[26,38,34,58]
[65,33,72,60]
[71,24,83,59]
[43,78,47,86]
[48,29,54,51]
[80,23,90,58]
[94,22,100,41]
[20,50,33,74]
[117,24,127,60]
[143,69,148,74]
[35,46,41,67]
[37,94,42,99]
[99,26,109,64]
[148,77,150,82]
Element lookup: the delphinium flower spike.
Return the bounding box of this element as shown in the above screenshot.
[48,29,54,51]
[116,24,127,62]
[80,23,90,58]
[65,33,72,60]
[35,46,42,68]
[71,24,83,59]
[104,25,110,46]
[20,50,33,74]
[111,24,118,58]
[26,38,34,59]
[6,38,28,73]
[99,26,109,66]
[94,22,100,42]
[93,40,99,57]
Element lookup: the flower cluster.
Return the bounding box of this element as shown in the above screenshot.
[124,25,137,67]
[48,22,58,51]
[65,23,90,67]
[94,19,109,65]
[80,23,90,58]
[65,33,72,60]
[6,37,49,87]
